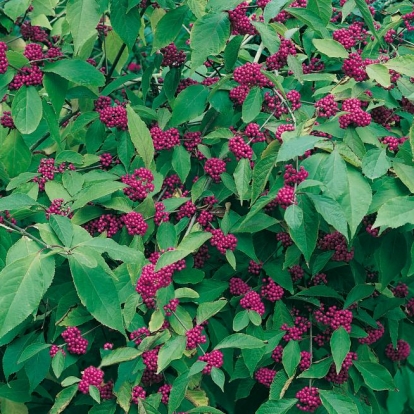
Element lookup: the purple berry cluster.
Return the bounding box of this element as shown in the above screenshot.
[186,325,207,349]
[121,168,155,201]
[78,366,104,394]
[61,326,88,355]
[229,277,250,296]
[254,367,276,387]
[198,350,224,374]
[318,231,354,262]
[0,42,8,74]
[385,339,411,361]
[240,291,265,316]
[210,229,237,254]
[160,43,185,67]
[150,125,180,151]
[121,211,148,236]
[296,387,321,412]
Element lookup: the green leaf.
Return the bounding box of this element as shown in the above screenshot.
[211,367,225,391]
[66,0,100,55]
[354,0,381,44]
[344,284,375,309]
[337,166,372,237]
[233,311,250,331]
[186,0,207,18]
[196,299,227,325]
[366,64,391,88]
[353,361,395,391]
[153,6,189,51]
[100,347,141,367]
[306,194,348,239]
[374,231,406,287]
[0,253,55,340]
[319,150,347,199]
[287,8,329,37]
[110,0,141,50]
[251,22,280,54]
[17,343,50,364]
[393,161,414,193]
[234,158,251,205]
[242,87,263,123]
[49,385,78,414]
[190,12,230,69]
[126,105,155,168]
[43,60,105,87]
[0,131,32,178]
[263,0,290,23]
[51,350,65,379]
[307,0,332,25]
[71,181,126,210]
[170,85,209,126]
[298,357,333,378]
[362,148,390,180]
[225,249,236,269]
[49,215,73,247]
[251,153,278,204]
[319,390,358,414]
[282,340,300,377]
[312,39,348,58]
[285,197,319,264]
[373,196,414,229]
[69,254,125,334]
[277,135,322,163]
[0,193,37,211]
[224,35,243,71]
[168,374,189,414]
[287,55,304,84]
[215,334,265,349]
[3,0,30,20]
[330,327,350,374]
[172,145,191,183]
[256,399,297,414]
[11,86,42,135]
[295,285,342,300]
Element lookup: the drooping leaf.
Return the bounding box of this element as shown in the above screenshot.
[11,86,42,135]
[330,327,350,374]
[353,361,395,391]
[110,0,141,50]
[312,39,348,58]
[215,334,265,349]
[157,336,187,373]
[319,390,359,414]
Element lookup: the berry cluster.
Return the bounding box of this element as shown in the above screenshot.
[210,229,237,254]
[266,38,297,70]
[9,65,43,90]
[84,214,123,237]
[248,260,262,275]
[186,325,207,349]
[198,350,224,374]
[20,22,49,43]
[160,43,185,67]
[142,348,163,384]
[385,339,411,361]
[131,385,146,403]
[229,277,250,296]
[315,94,338,118]
[318,231,354,262]
[121,168,154,201]
[283,164,308,186]
[78,366,104,394]
[98,104,128,130]
[254,367,276,387]
[121,212,148,236]
[339,98,371,128]
[61,326,88,355]
[276,232,293,248]
[240,290,265,315]
[382,136,407,152]
[154,202,170,225]
[0,111,15,129]
[204,158,226,182]
[130,327,150,345]
[24,43,44,61]
[229,135,253,160]
[163,298,179,316]
[296,387,321,412]
[325,352,357,384]
[393,283,409,298]
[0,42,8,74]
[314,305,353,333]
[288,265,304,282]
[358,321,384,344]
[228,2,256,35]
[158,384,172,404]
[333,22,368,49]
[281,316,310,341]
[261,277,284,302]
[45,199,71,219]
[150,125,180,151]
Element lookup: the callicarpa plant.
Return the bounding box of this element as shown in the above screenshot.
[1,0,414,413]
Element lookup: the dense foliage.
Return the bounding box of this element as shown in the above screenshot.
[1,0,414,413]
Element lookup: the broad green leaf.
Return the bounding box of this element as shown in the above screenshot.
[43,60,105,87]
[319,390,358,414]
[233,311,250,331]
[242,87,263,123]
[277,135,322,162]
[211,367,225,391]
[298,357,333,378]
[196,299,227,325]
[287,8,329,37]
[282,340,300,376]
[49,215,73,247]
[0,399,30,413]
[353,361,395,391]
[0,193,37,211]
[17,343,50,364]
[0,253,55,340]
[224,35,243,71]
[186,0,207,18]
[251,152,278,204]
[373,196,414,229]
[206,0,244,12]
[127,105,155,168]
[234,158,251,204]
[308,0,332,25]
[285,196,319,264]
[251,22,280,54]
[337,166,372,237]
[168,374,189,414]
[344,285,375,309]
[11,86,42,135]
[330,327,350,374]
[190,12,230,69]
[157,336,187,373]
[100,347,141,367]
[3,0,31,20]
[71,181,126,210]
[362,148,390,180]
[312,39,348,58]
[110,0,141,50]
[354,0,381,43]
[69,254,125,333]
[263,0,290,22]
[306,194,348,239]
[170,85,209,126]
[51,350,65,378]
[256,399,297,414]
[366,64,391,88]
[49,385,78,414]
[295,285,342,300]
[215,334,265,349]
[393,161,414,193]
[66,0,100,55]
[287,55,304,83]
[172,145,191,183]
[319,150,348,199]
[374,231,406,287]
[0,131,32,178]
[153,6,189,51]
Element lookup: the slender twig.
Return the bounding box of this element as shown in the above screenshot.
[183,214,197,238]
[253,42,264,63]
[106,43,127,82]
